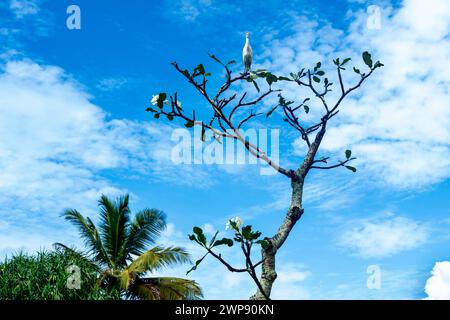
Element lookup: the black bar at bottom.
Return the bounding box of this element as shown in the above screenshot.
[1,300,448,319]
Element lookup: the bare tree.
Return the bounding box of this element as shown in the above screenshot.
[147,52,383,299]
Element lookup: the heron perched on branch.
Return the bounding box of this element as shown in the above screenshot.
[242,32,252,73]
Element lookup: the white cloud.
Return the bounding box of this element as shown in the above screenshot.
[4,0,51,40]
[0,231,55,257]
[261,0,450,189]
[276,263,310,283]
[96,77,127,91]
[172,0,212,21]
[397,0,450,40]
[339,215,429,258]
[355,141,450,188]
[168,0,241,23]
[9,0,40,18]
[303,172,361,211]
[230,170,362,224]
[0,60,127,216]
[201,223,216,235]
[271,263,311,299]
[0,58,214,254]
[424,261,450,300]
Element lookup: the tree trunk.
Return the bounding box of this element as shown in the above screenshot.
[250,174,304,300]
[250,124,326,300]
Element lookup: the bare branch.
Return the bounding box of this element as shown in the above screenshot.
[282,105,311,147]
[327,68,375,116]
[162,61,292,177]
[238,111,264,129]
[229,88,279,121]
[205,248,248,273]
[312,156,330,164]
[242,242,270,300]
[337,67,345,94]
[310,157,356,170]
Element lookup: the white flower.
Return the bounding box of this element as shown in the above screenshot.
[151,95,159,105]
[234,216,243,228]
[225,216,243,230]
[176,100,182,108]
[152,94,170,106]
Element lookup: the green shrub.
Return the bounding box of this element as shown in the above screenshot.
[0,250,120,300]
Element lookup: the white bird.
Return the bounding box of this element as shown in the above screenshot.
[242,32,252,73]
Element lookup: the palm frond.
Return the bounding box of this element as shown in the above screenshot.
[60,194,202,300]
[125,209,166,257]
[118,269,132,291]
[61,209,111,266]
[132,281,160,300]
[53,243,104,278]
[98,194,131,268]
[133,277,203,300]
[52,243,93,264]
[127,246,191,274]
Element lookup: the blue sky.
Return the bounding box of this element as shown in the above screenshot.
[1,0,450,299]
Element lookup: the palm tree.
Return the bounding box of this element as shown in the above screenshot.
[56,194,202,300]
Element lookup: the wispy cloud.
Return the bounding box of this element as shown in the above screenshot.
[179,0,210,21]
[3,0,52,41]
[0,57,215,254]
[96,77,127,91]
[9,0,40,18]
[167,0,241,22]
[271,263,311,299]
[338,213,429,258]
[230,171,361,224]
[313,266,424,299]
[258,0,450,190]
[303,172,361,211]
